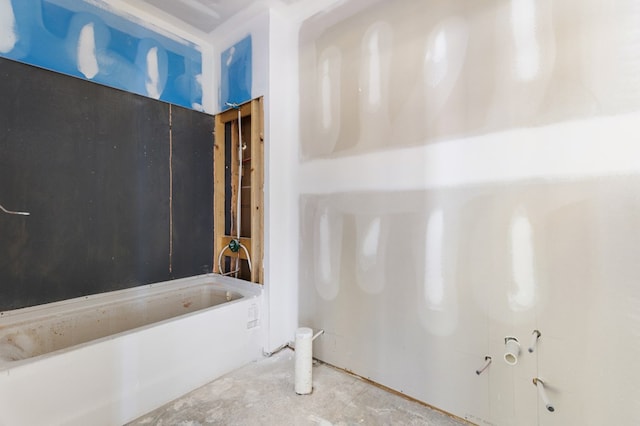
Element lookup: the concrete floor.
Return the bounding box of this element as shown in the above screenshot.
[128,349,469,426]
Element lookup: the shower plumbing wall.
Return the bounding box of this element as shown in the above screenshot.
[296,0,640,425]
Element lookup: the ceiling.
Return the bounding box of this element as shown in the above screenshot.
[140,0,304,33]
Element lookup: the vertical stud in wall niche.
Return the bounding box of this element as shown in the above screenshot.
[213,97,264,284]
[250,98,265,284]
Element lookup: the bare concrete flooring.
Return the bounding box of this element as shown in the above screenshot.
[128,349,468,426]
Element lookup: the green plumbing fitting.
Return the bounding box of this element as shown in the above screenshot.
[229,239,241,253]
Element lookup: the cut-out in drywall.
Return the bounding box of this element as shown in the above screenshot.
[0,0,202,110]
[220,36,252,110]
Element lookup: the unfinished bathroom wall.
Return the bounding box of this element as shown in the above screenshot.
[296,0,640,424]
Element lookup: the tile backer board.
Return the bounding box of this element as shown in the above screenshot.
[0,57,214,311]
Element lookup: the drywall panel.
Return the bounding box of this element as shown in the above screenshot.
[220,35,252,110]
[299,179,640,424]
[209,10,269,114]
[299,190,490,421]
[0,0,203,110]
[262,8,301,352]
[299,0,640,160]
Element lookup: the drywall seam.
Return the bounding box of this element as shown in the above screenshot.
[59,0,212,46]
[299,110,640,194]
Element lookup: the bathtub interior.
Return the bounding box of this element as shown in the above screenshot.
[0,275,250,364]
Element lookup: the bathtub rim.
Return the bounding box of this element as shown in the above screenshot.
[0,273,260,319]
[0,273,262,369]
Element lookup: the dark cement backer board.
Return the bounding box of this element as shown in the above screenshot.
[0,57,214,311]
[170,104,214,279]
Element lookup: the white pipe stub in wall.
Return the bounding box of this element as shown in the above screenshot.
[504,337,521,365]
[294,327,324,395]
[528,329,541,353]
[533,378,555,412]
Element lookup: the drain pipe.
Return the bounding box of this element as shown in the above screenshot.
[295,328,324,395]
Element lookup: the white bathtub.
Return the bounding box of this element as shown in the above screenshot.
[0,274,263,426]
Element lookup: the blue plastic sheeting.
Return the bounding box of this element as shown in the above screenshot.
[0,0,203,110]
[220,36,252,110]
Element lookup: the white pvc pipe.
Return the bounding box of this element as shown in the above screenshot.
[504,337,521,365]
[528,329,541,353]
[294,327,314,395]
[235,108,243,277]
[236,107,243,242]
[535,378,555,412]
[312,329,325,341]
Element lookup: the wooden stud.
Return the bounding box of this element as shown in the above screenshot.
[213,114,226,273]
[250,97,264,284]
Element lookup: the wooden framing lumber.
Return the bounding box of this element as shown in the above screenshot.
[212,98,264,283]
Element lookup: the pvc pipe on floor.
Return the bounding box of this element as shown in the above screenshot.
[295,327,314,395]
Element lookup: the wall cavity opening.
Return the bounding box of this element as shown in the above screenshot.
[213,97,264,284]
